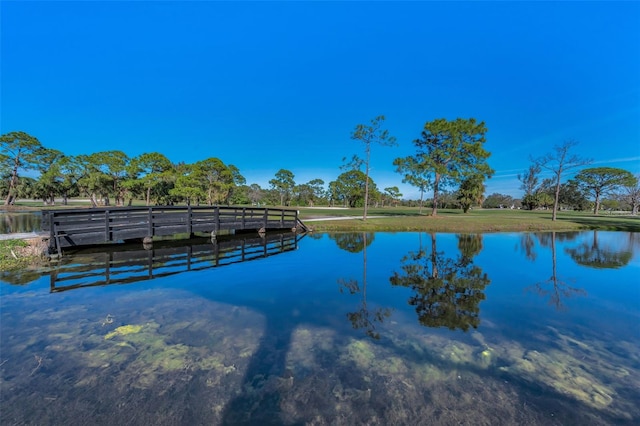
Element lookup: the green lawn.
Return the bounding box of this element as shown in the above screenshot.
[297,207,640,233]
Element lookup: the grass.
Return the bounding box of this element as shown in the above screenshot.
[297,207,640,233]
[0,239,35,271]
[3,201,638,233]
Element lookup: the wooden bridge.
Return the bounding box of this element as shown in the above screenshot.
[42,206,309,255]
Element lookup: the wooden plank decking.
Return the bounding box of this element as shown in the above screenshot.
[42,206,309,254]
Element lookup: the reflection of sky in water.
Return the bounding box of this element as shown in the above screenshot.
[1,231,639,425]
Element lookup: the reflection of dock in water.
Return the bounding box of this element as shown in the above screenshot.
[50,232,303,293]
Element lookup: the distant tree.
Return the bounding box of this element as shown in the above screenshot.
[33,148,65,205]
[128,152,173,206]
[328,170,376,208]
[482,193,513,209]
[170,163,204,206]
[533,141,591,220]
[383,186,402,207]
[518,164,542,210]
[247,183,264,205]
[395,118,493,216]
[558,179,590,211]
[1,131,44,205]
[193,158,235,206]
[518,164,541,197]
[295,179,325,207]
[393,156,430,214]
[574,167,636,215]
[87,151,130,206]
[269,169,296,206]
[457,175,485,213]
[620,174,640,215]
[350,115,397,220]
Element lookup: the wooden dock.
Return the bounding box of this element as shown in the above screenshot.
[42,206,309,255]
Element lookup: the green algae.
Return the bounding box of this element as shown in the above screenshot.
[104,324,143,340]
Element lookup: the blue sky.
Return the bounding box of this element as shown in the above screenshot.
[2,1,639,199]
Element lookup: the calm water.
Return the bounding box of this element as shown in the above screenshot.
[0,211,41,234]
[1,231,638,425]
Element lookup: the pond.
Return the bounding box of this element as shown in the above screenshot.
[1,231,638,425]
[0,211,42,234]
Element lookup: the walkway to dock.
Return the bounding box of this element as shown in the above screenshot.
[42,206,309,255]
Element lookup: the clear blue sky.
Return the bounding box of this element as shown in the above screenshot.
[2,1,639,199]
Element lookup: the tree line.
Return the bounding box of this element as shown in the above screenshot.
[2,121,638,218]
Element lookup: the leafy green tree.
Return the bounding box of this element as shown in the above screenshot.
[294,179,325,207]
[170,163,204,206]
[33,148,65,205]
[533,140,591,220]
[620,174,640,215]
[350,115,397,220]
[128,152,173,206]
[269,169,296,206]
[393,156,431,213]
[192,158,236,205]
[328,170,377,208]
[481,193,513,209]
[574,167,636,215]
[1,131,44,205]
[558,179,590,211]
[457,175,485,213]
[383,186,402,207]
[395,118,493,216]
[85,151,130,206]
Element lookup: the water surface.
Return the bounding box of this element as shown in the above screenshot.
[1,231,638,425]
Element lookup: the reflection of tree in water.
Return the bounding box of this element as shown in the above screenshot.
[527,231,586,310]
[565,230,633,269]
[518,233,537,261]
[390,233,490,332]
[335,232,392,340]
[329,232,375,253]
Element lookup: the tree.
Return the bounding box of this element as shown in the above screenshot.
[193,158,235,206]
[128,152,173,206]
[518,164,542,210]
[328,170,376,208]
[33,148,65,205]
[247,183,264,205]
[383,186,402,207]
[574,167,636,215]
[294,179,325,207]
[457,175,485,213]
[558,179,590,211]
[269,169,295,206]
[393,156,431,214]
[395,118,493,216]
[518,164,541,197]
[482,193,513,209]
[350,115,397,220]
[533,141,591,221]
[1,131,44,205]
[620,174,640,215]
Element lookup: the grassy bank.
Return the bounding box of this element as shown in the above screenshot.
[0,238,47,271]
[298,207,640,233]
